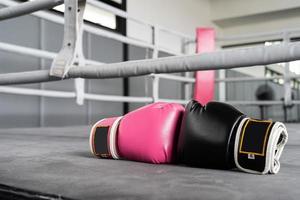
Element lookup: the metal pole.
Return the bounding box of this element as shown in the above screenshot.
[154,74,195,83]
[0,86,76,98]
[215,75,285,82]
[0,86,154,103]
[181,38,192,100]
[152,26,159,58]
[144,48,151,101]
[151,26,159,102]
[218,70,226,101]
[39,18,46,127]
[87,33,92,124]
[158,98,188,104]
[152,77,160,102]
[74,0,87,105]
[84,93,153,103]
[283,33,292,107]
[0,41,102,65]
[3,85,300,106]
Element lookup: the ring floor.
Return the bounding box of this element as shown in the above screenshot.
[0,124,299,199]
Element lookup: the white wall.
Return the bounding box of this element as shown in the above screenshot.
[211,0,300,39]
[211,0,300,21]
[127,0,213,54]
[210,0,300,77]
[126,0,299,75]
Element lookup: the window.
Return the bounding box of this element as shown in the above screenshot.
[23,0,126,33]
[109,0,123,4]
[223,39,300,90]
[53,3,117,29]
[290,61,300,75]
[265,68,300,90]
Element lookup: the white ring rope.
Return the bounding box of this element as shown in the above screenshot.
[0,41,300,85]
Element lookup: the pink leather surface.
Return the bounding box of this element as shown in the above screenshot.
[117,102,184,164]
[95,117,119,127]
[193,28,216,105]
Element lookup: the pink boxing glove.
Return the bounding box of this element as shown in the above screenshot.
[89,102,184,164]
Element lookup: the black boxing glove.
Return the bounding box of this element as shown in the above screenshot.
[177,100,288,174]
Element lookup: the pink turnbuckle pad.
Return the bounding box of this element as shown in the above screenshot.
[193,27,216,105]
[117,102,184,164]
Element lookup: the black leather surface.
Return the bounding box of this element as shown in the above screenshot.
[178,100,244,169]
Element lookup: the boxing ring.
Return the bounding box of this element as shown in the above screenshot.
[0,0,300,199]
[0,125,299,199]
[1,0,300,106]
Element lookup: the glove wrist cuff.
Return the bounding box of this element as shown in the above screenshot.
[234,118,288,174]
[109,117,122,159]
[89,116,122,159]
